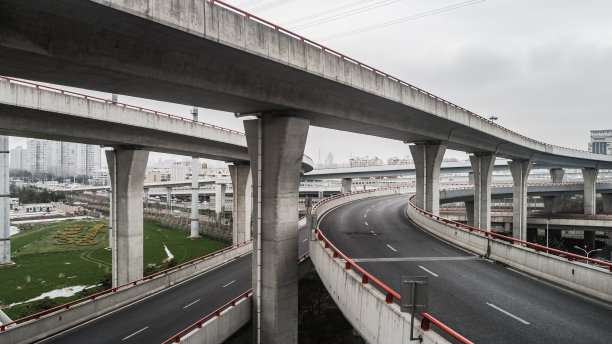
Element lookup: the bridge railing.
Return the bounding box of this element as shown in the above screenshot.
[161,289,252,344]
[0,75,244,135]
[0,239,253,332]
[408,195,612,271]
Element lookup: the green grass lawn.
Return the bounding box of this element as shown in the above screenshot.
[1,219,228,319]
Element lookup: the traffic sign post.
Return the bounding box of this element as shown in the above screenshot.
[400,276,429,342]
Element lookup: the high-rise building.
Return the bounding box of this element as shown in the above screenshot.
[589,130,612,154]
[26,139,101,176]
[9,146,28,171]
[324,152,334,168]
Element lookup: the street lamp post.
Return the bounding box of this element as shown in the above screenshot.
[573,246,602,264]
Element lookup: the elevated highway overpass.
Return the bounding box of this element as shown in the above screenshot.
[2,0,612,341]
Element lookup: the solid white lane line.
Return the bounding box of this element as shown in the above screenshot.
[418,265,439,277]
[183,299,200,309]
[386,244,397,252]
[486,303,530,325]
[365,221,368,226]
[222,280,236,288]
[122,326,148,341]
[302,239,307,242]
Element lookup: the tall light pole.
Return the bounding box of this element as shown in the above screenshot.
[189,107,201,239]
[573,246,602,264]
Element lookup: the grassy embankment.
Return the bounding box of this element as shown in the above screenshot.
[1,219,227,319]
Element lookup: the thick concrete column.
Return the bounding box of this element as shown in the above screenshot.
[190,158,200,239]
[166,187,172,211]
[542,196,562,214]
[464,200,475,227]
[215,183,227,222]
[508,160,532,240]
[549,168,565,183]
[409,143,446,214]
[582,168,598,215]
[341,177,352,194]
[245,115,309,344]
[602,193,612,213]
[469,153,495,230]
[143,187,149,205]
[106,148,149,287]
[0,136,10,265]
[229,163,252,244]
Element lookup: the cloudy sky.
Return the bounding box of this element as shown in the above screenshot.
[8,0,612,166]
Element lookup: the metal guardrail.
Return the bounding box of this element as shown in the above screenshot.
[0,239,253,332]
[409,195,612,271]
[0,75,244,135]
[161,289,252,344]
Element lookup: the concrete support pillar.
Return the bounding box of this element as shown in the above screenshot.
[409,143,446,214]
[143,188,149,205]
[229,163,252,244]
[469,153,495,230]
[190,158,200,239]
[504,222,512,234]
[0,136,10,265]
[215,183,227,222]
[468,171,474,185]
[508,159,532,241]
[245,115,309,344]
[464,200,475,227]
[317,190,324,201]
[582,168,598,215]
[603,193,612,213]
[108,183,113,249]
[542,196,562,214]
[341,178,352,194]
[584,230,595,250]
[166,187,172,211]
[549,168,565,183]
[106,148,149,287]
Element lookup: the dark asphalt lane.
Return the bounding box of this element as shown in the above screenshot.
[319,195,612,344]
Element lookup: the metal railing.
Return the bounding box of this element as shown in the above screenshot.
[161,289,252,344]
[0,239,252,332]
[0,75,244,135]
[408,195,612,271]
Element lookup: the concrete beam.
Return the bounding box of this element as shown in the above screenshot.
[229,163,252,244]
[582,168,598,215]
[509,159,532,240]
[166,187,172,211]
[409,143,446,214]
[245,115,309,344]
[341,178,352,194]
[0,136,9,265]
[549,168,565,183]
[106,148,149,287]
[469,153,495,230]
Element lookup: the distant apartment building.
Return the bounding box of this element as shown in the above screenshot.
[589,130,612,154]
[387,156,412,165]
[349,156,383,168]
[91,169,109,186]
[145,169,162,183]
[10,146,28,171]
[26,139,101,176]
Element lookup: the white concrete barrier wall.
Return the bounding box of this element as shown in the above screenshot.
[0,243,252,344]
[406,204,612,302]
[310,229,448,344]
[180,295,252,344]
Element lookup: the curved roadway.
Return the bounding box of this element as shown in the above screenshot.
[319,195,612,344]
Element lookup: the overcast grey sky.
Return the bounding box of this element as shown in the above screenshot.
[8,0,612,166]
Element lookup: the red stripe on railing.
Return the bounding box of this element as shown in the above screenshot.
[0,76,244,136]
[409,195,612,271]
[0,239,253,332]
[161,289,252,344]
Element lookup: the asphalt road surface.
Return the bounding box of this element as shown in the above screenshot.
[319,194,612,344]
